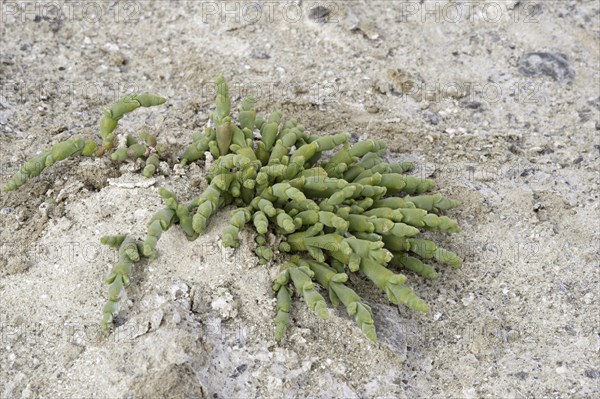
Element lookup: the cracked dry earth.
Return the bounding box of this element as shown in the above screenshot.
[0,1,599,398]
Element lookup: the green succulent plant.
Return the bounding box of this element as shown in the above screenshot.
[3,76,462,342]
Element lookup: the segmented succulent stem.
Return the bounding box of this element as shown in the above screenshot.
[100,93,166,150]
[101,235,141,331]
[2,137,98,192]
[3,93,166,192]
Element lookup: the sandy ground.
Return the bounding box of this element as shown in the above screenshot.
[0,1,599,398]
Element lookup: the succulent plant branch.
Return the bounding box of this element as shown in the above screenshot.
[3,76,462,341]
[100,234,141,331]
[2,93,167,192]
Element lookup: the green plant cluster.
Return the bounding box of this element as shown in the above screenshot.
[2,76,462,341]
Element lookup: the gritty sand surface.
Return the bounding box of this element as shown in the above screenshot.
[1,1,599,398]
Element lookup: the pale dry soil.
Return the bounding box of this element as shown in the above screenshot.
[0,1,599,398]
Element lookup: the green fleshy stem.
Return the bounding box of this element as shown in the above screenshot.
[216,119,234,156]
[143,207,177,258]
[359,258,429,312]
[288,265,329,320]
[101,235,140,331]
[181,128,215,165]
[192,184,223,234]
[405,193,461,213]
[3,138,98,192]
[214,75,231,121]
[256,246,274,263]
[222,207,252,247]
[239,96,257,132]
[306,259,377,342]
[143,154,160,178]
[407,238,462,268]
[389,253,438,280]
[274,285,291,341]
[99,93,166,150]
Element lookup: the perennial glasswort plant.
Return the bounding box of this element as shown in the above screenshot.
[3,76,462,341]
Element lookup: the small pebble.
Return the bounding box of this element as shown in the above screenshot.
[38,202,53,219]
[366,105,379,114]
[585,369,600,379]
[249,48,271,59]
[423,110,439,125]
[170,282,189,301]
[309,6,330,23]
[16,209,28,224]
[513,371,528,380]
[461,294,474,306]
[519,52,575,84]
[506,330,519,343]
